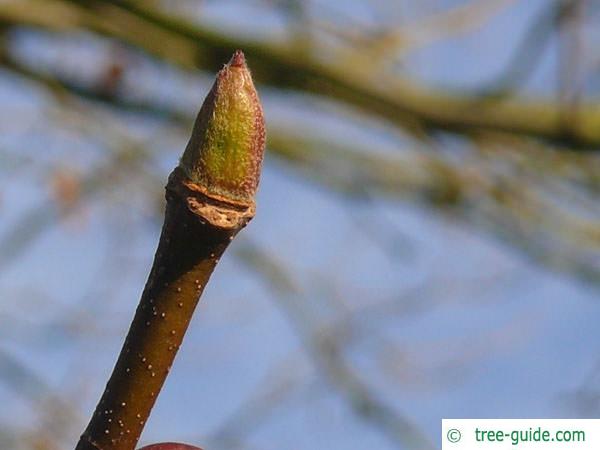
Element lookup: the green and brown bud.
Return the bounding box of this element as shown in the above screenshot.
[179,50,266,205]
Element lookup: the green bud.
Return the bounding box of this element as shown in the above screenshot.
[179,50,266,204]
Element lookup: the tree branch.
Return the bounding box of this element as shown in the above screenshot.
[3,0,600,147]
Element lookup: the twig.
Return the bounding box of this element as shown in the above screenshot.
[75,51,266,450]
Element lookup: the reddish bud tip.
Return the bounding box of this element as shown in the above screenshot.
[228,49,246,68]
[138,443,203,450]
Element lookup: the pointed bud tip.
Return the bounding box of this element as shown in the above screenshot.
[228,50,246,68]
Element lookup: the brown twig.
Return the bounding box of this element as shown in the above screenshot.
[75,51,265,450]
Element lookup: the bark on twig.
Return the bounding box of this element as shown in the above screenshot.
[75,51,265,450]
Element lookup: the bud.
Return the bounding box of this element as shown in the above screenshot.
[179,50,266,205]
